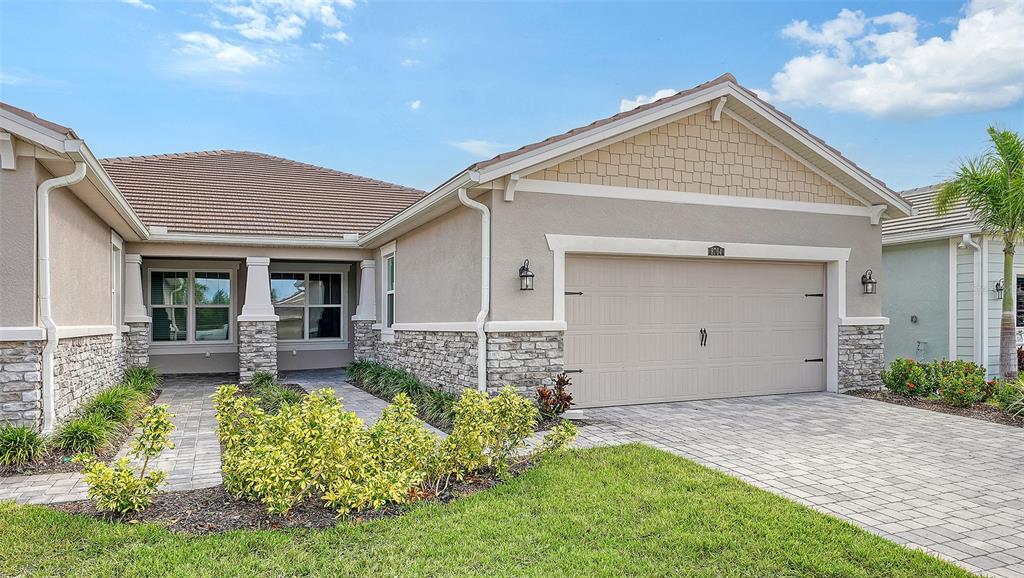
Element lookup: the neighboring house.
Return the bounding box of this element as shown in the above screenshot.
[882,184,1021,378]
[0,73,911,432]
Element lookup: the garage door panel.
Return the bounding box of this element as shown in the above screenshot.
[566,255,825,408]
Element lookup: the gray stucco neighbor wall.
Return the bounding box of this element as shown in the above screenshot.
[882,239,949,365]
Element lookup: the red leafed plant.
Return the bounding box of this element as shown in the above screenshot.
[536,372,574,419]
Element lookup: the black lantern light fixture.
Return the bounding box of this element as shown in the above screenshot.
[861,269,877,294]
[995,278,1005,300]
[519,259,535,291]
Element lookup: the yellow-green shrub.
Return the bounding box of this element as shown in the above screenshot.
[532,420,579,459]
[73,404,175,514]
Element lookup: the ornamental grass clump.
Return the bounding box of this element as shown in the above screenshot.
[0,425,46,467]
[80,385,146,423]
[54,413,117,453]
[347,361,457,429]
[248,371,303,414]
[995,379,1024,416]
[122,366,160,395]
[74,404,176,514]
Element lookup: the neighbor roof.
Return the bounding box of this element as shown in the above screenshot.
[881,184,975,245]
[101,151,425,239]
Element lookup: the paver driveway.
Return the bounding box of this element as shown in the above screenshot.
[572,392,1024,577]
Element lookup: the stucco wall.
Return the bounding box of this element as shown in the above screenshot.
[528,109,859,206]
[379,203,483,324]
[882,239,949,364]
[0,157,37,327]
[489,190,882,321]
[47,166,113,327]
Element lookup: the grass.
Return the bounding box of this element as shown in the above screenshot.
[53,413,118,453]
[0,445,968,577]
[0,426,45,466]
[248,371,303,413]
[348,361,458,429]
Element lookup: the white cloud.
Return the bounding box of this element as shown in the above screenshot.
[762,0,1024,118]
[400,58,420,68]
[409,99,421,111]
[121,0,155,10]
[449,140,506,158]
[0,70,62,87]
[619,89,676,112]
[176,32,270,73]
[212,0,355,44]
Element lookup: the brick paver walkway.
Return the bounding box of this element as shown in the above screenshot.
[571,392,1024,578]
[0,370,403,505]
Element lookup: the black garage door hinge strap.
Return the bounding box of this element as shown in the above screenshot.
[804,358,824,363]
[804,293,824,297]
[565,291,584,296]
[562,368,584,374]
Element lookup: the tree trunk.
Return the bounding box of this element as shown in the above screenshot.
[1000,240,1018,379]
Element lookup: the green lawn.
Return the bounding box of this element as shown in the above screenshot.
[0,445,969,577]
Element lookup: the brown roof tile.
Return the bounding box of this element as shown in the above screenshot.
[100,150,425,238]
[0,102,78,139]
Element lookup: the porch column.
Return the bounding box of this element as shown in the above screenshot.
[123,254,151,368]
[351,259,378,362]
[237,256,279,382]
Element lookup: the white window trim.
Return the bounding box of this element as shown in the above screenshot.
[146,268,236,346]
[110,231,124,337]
[380,242,397,342]
[545,234,858,393]
[270,270,348,344]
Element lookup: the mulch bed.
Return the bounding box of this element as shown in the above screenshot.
[0,389,162,477]
[51,461,532,534]
[847,389,1024,428]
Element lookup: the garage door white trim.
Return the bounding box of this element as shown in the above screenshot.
[546,234,852,392]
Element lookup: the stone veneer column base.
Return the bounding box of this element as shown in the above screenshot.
[838,324,885,392]
[124,322,151,368]
[238,320,278,383]
[486,332,564,395]
[352,320,377,363]
[54,334,126,424]
[0,341,44,430]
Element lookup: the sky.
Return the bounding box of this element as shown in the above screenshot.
[1,0,1022,193]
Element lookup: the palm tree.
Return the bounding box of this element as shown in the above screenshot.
[936,126,1024,379]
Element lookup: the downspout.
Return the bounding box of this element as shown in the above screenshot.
[457,187,490,392]
[38,162,88,434]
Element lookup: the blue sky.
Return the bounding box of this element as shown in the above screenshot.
[1,0,1021,192]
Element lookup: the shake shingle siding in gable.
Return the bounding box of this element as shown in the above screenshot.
[101,151,425,238]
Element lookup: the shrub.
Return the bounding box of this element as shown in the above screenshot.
[537,372,574,418]
[938,367,987,407]
[347,362,457,430]
[73,404,176,514]
[923,360,986,398]
[881,358,928,396]
[413,388,458,430]
[531,420,579,459]
[248,372,303,414]
[995,380,1024,415]
[0,425,45,466]
[81,385,145,423]
[122,366,160,395]
[54,414,116,453]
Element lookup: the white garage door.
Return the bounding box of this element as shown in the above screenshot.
[564,255,825,408]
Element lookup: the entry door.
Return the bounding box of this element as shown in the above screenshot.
[564,255,825,408]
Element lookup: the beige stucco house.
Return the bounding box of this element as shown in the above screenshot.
[0,73,911,432]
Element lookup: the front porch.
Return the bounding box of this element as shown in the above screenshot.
[123,250,379,381]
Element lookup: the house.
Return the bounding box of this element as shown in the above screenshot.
[0,73,911,432]
[882,184,1020,377]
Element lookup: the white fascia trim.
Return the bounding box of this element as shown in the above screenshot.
[0,108,69,153]
[839,317,890,326]
[0,131,15,170]
[485,320,567,332]
[277,341,350,351]
[392,322,478,332]
[546,233,851,393]
[65,141,150,240]
[724,89,913,217]
[517,178,880,220]
[148,231,361,248]
[0,326,46,341]
[56,325,117,339]
[882,226,980,246]
[358,172,476,248]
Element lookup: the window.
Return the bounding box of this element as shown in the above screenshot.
[271,272,343,340]
[1016,276,1024,327]
[384,254,396,329]
[149,270,232,343]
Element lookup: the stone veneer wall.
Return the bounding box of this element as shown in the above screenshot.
[486,332,564,395]
[53,333,126,424]
[0,341,44,429]
[238,320,278,383]
[351,324,565,396]
[838,325,885,392]
[124,322,150,368]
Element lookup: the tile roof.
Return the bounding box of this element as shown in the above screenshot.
[0,102,78,139]
[881,184,974,242]
[466,72,893,194]
[100,150,425,239]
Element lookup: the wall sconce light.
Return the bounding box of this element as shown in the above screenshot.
[861,269,877,294]
[995,278,1005,300]
[519,259,534,291]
